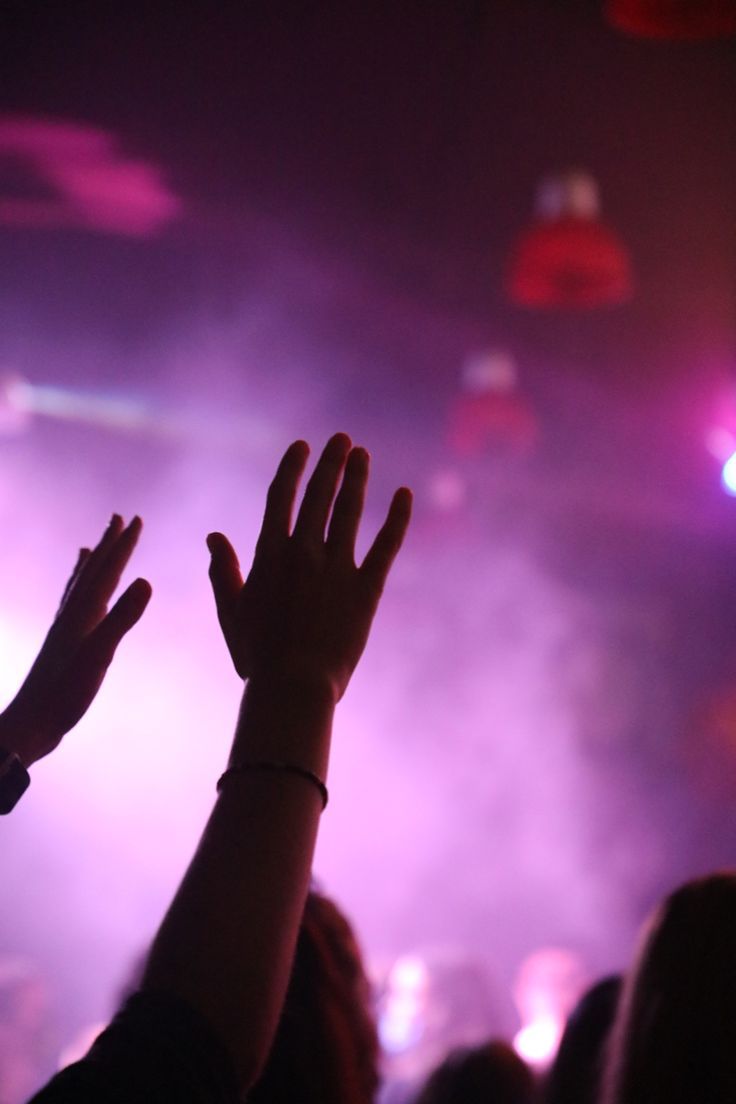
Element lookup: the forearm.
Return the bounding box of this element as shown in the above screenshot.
[141,433,410,1093]
[141,676,335,1092]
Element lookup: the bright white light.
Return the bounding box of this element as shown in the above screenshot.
[512,947,585,1069]
[513,1014,563,1067]
[390,955,428,992]
[20,383,150,429]
[721,451,736,495]
[378,954,429,1054]
[378,998,425,1054]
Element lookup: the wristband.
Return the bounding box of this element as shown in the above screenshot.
[217,761,328,810]
[0,747,30,814]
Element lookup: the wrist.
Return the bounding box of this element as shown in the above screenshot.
[246,671,339,709]
[228,674,336,777]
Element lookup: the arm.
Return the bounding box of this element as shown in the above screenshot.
[0,514,151,773]
[141,434,411,1092]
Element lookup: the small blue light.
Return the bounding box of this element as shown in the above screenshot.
[722,451,736,495]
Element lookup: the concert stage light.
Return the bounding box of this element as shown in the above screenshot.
[721,451,736,495]
[506,172,632,309]
[605,0,736,39]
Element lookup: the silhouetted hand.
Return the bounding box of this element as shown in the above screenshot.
[0,515,152,766]
[207,433,412,704]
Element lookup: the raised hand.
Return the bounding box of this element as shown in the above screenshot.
[0,515,152,766]
[207,433,412,704]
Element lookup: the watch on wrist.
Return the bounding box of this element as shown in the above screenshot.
[0,747,30,814]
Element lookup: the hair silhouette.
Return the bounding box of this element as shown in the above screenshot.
[414,1039,536,1104]
[602,873,736,1104]
[545,975,621,1104]
[247,889,380,1104]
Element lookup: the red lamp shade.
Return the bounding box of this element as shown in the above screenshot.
[446,351,538,457]
[506,172,632,309]
[605,0,736,39]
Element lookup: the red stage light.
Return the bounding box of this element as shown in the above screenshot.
[605,0,736,39]
[506,172,632,309]
[446,351,538,457]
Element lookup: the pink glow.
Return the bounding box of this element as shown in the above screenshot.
[378,955,430,1053]
[1,9,734,1098]
[0,243,726,1082]
[0,115,181,235]
[0,385,666,1059]
[512,948,587,1068]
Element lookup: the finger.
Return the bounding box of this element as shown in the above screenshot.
[48,514,124,638]
[359,487,413,593]
[292,433,352,545]
[207,532,244,630]
[61,517,144,631]
[66,515,134,599]
[98,516,144,595]
[325,446,369,559]
[73,578,152,680]
[56,547,91,615]
[80,516,142,607]
[73,514,125,587]
[255,440,310,556]
[81,577,153,667]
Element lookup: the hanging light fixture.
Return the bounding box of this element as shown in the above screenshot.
[505,171,632,309]
[605,1,736,39]
[446,350,538,457]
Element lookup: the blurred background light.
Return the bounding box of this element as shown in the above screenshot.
[511,948,587,1069]
[445,350,538,457]
[605,0,736,39]
[721,450,736,495]
[505,171,632,309]
[0,115,181,236]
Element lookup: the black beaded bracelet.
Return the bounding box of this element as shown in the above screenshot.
[217,760,329,810]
